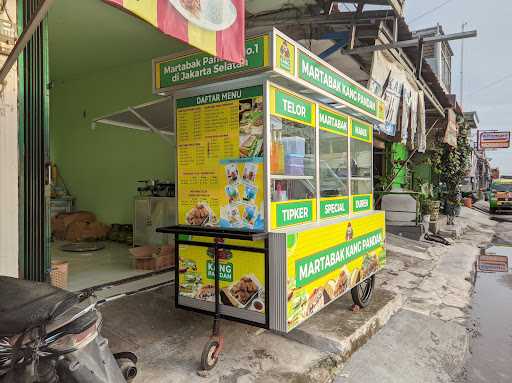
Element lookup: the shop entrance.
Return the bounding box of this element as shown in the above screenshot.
[42,1,186,292]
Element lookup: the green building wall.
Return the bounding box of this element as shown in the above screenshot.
[50,60,174,224]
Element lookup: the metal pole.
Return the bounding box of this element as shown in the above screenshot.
[0,0,55,83]
[460,22,468,105]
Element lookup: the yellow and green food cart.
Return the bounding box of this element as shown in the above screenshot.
[155,29,386,370]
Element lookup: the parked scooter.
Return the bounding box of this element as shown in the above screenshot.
[0,276,137,382]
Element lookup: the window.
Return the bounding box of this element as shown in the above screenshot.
[350,120,372,197]
[269,87,316,204]
[270,116,316,202]
[319,129,348,198]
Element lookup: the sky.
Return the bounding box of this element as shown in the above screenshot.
[404,0,512,175]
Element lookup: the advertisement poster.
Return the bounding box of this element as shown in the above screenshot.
[176,86,265,230]
[286,212,386,330]
[104,0,245,63]
[179,238,266,314]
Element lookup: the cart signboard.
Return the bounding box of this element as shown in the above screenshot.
[271,29,385,123]
[176,85,265,230]
[154,35,270,92]
[286,212,385,330]
[178,237,266,321]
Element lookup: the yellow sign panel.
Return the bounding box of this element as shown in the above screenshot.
[275,35,295,76]
[286,212,386,330]
[176,86,265,230]
[178,237,266,314]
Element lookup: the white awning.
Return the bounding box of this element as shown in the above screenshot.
[92,98,174,142]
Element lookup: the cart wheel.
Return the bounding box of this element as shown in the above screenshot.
[351,275,375,308]
[200,340,220,370]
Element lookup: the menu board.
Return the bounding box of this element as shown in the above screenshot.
[176,86,265,230]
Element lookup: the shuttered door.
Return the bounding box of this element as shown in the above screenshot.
[19,0,50,281]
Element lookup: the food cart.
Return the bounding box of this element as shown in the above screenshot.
[154,29,386,370]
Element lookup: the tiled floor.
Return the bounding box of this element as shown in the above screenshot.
[52,240,153,292]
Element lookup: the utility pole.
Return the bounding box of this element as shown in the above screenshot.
[460,21,468,106]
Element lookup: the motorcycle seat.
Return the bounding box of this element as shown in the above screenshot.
[0,276,79,337]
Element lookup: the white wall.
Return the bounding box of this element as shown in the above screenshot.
[0,0,19,277]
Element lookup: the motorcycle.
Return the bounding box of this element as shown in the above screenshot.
[0,276,137,382]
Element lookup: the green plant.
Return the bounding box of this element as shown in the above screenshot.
[440,121,472,211]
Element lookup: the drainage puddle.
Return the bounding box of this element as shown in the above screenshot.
[465,245,512,383]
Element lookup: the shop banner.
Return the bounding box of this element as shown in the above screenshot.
[297,50,384,122]
[478,131,511,150]
[104,0,245,64]
[176,86,265,230]
[178,237,266,314]
[369,50,404,137]
[443,109,458,147]
[287,212,386,330]
[155,35,270,90]
[319,107,349,136]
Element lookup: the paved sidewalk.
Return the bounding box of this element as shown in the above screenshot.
[98,207,494,383]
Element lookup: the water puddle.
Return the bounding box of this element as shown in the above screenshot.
[465,245,512,383]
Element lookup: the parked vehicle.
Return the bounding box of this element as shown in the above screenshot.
[488,179,512,214]
[0,276,137,382]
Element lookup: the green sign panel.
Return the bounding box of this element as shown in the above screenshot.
[351,119,372,142]
[176,86,263,108]
[319,108,348,135]
[273,88,314,126]
[320,198,349,219]
[295,229,383,287]
[156,36,268,89]
[276,200,314,227]
[352,195,372,213]
[298,51,379,117]
[207,261,233,282]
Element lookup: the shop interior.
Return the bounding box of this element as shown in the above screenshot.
[47,1,187,292]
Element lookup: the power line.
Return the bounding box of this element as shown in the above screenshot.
[408,0,457,23]
[466,73,512,98]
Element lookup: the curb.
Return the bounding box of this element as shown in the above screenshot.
[285,289,404,382]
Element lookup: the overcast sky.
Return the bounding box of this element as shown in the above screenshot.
[404,0,511,175]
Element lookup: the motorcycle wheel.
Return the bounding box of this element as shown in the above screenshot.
[351,275,375,308]
[200,340,220,371]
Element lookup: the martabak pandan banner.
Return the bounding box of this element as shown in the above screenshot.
[103,0,245,64]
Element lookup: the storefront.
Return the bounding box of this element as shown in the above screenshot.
[151,30,385,365]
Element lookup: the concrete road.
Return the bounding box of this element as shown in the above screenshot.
[336,207,503,383]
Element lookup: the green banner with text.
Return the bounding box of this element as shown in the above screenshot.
[156,36,269,90]
[352,195,372,213]
[295,229,384,287]
[273,200,315,228]
[320,198,349,219]
[319,107,349,135]
[298,50,382,120]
